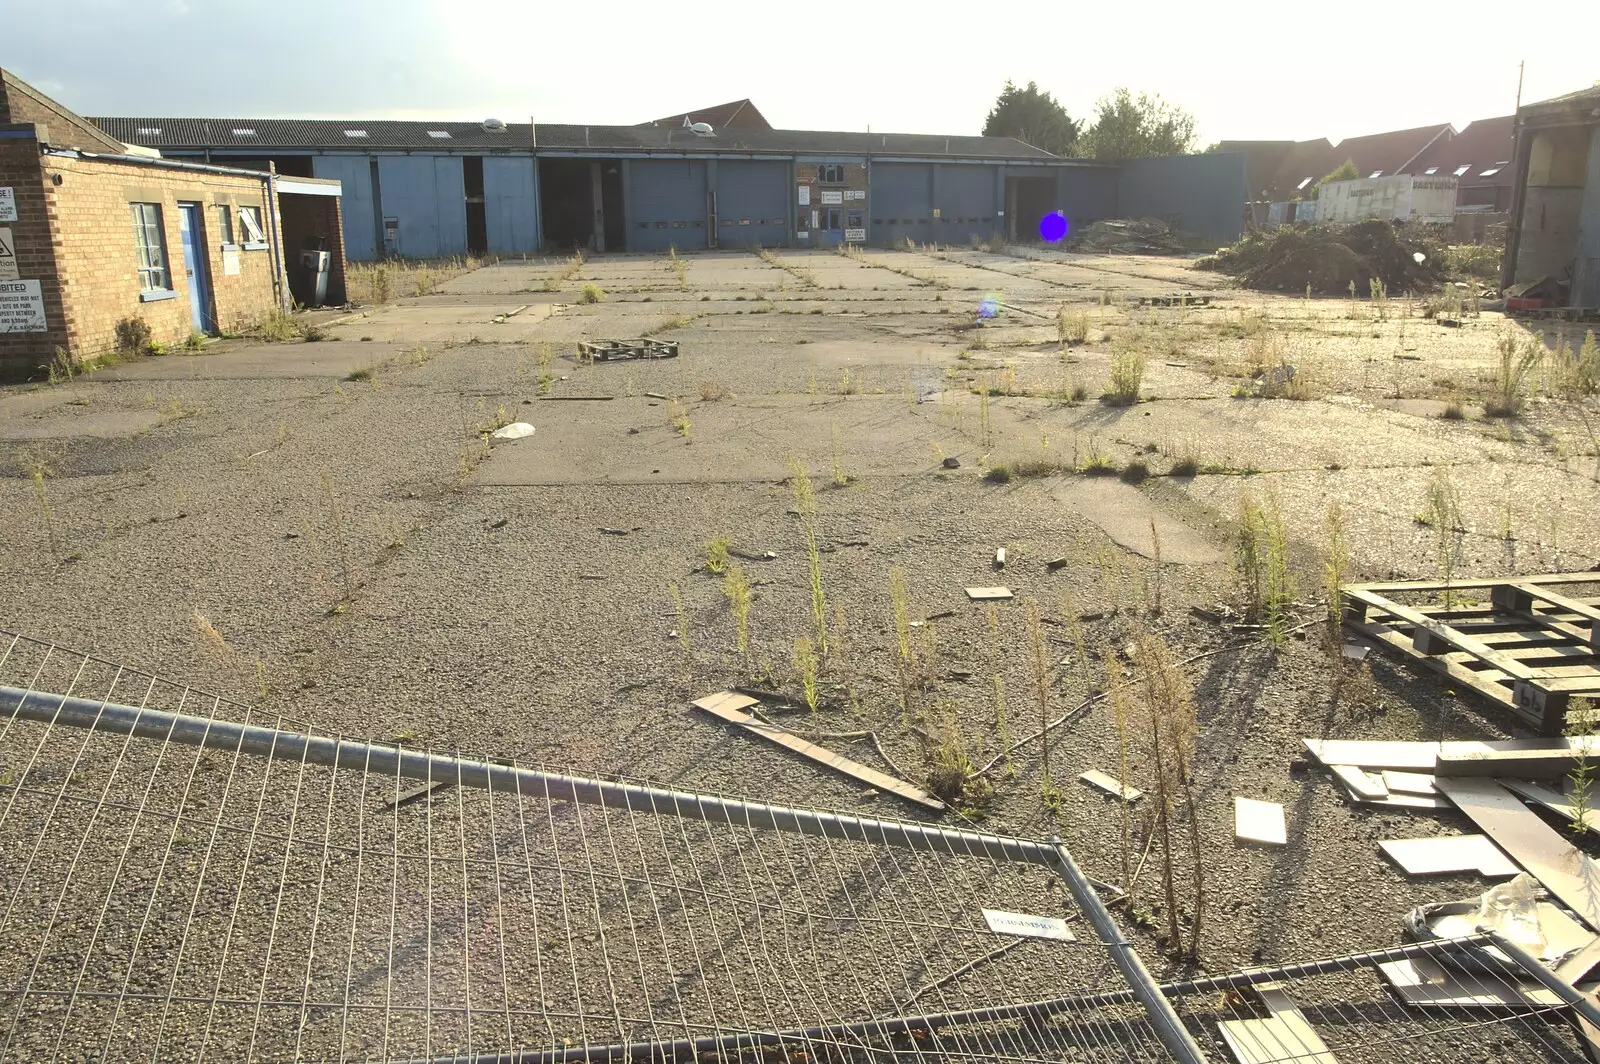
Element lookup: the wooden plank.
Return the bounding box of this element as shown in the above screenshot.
[965,587,1014,601]
[1378,834,1520,877]
[1219,985,1338,1064]
[1344,617,1540,728]
[1501,778,1600,833]
[1360,793,1450,810]
[692,691,946,812]
[1305,736,1600,772]
[1078,769,1143,802]
[1434,776,1600,931]
[1378,956,1582,1008]
[1235,797,1286,845]
[1436,746,1600,779]
[1509,582,1600,626]
[1382,770,1438,796]
[1346,588,1543,679]
[1349,573,1600,594]
[1329,764,1388,800]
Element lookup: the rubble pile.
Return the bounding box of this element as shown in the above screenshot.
[1069,218,1193,254]
[1198,220,1446,294]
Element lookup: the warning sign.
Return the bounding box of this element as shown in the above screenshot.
[0,279,47,332]
[0,187,15,222]
[0,227,16,281]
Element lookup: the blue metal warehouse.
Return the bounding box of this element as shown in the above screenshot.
[92,112,1245,260]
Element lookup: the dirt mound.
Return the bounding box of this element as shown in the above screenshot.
[1198,220,1445,294]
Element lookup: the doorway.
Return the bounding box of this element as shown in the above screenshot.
[464,156,488,257]
[176,203,215,334]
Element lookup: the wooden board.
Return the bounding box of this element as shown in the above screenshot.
[1235,797,1286,845]
[1434,776,1600,930]
[1359,793,1450,811]
[1501,778,1600,833]
[1378,834,1519,877]
[1304,736,1600,772]
[1349,573,1600,595]
[1219,985,1338,1064]
[1078,769,1143,802]
[1382,770,1438,796]
[1378,956,1579,1009]
[1436,746,1599,780]
[965,587,1014,601]
[692,691,946,812]
[1329,764,1388,800]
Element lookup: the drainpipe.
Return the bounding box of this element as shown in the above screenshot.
[265,161,288,313]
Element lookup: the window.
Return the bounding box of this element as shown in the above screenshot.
[1423,167,1438,175]
[238,205,265,246]
[847,209,864,230]
[817,163,845,184]
[824,208,843,231]
[427,130,452,139]
[1478,164,1504,177]
[1453,164,1471,176]
[343,129,368,139]
[215,204,235,246]
[1296,176,1313,190]
[1368,170,1383,178]
[130,202,170,293]
[136,127,161,136]
[232,128,256,137]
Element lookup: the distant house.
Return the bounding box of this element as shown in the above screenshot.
[1501,84,1600,304]
[642,99,772,132]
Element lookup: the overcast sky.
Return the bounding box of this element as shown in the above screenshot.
[9,0,1600,146]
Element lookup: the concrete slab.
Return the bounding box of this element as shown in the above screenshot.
[91,342,404,381]
[0,405,165,440]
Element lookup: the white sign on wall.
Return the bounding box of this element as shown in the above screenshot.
[223,247,241,276]
[846,189,866,200]
[810,210,819,229]
[0,279,47,332]
[0,187,15,222]
[844,228,866,242]
[819,190,843,204]
[797,185,810,206]
[0,227,16,281]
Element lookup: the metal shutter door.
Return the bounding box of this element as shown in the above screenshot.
[715,161,789,248]
[871,163,934,247]
[483,157,538,255]
[630,160,708,252]
[939,165,999,243]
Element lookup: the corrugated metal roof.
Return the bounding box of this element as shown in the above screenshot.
[93,115,1056,159]
[93,117,534,150]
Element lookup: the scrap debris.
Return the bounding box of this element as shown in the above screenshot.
[691,691,946,812]
[1197,220,1444,294]
[1218,984,1337,1064]
[1068,217,1194,255]
[578,338,679,362]
[1234,797,1286,846]
[1079,769,1142,802]
[965,587,1013,602]
[1378,834,1519,878]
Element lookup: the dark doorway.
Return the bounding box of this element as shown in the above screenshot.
[464,156,488,256]
[538,158,594,251]
[1006,175,1057,242]
[601,163,626,251]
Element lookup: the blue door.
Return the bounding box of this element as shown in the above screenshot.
[176,203,215,334]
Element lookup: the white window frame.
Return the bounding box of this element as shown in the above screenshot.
[238,205,267,248]
[130,202,174,298]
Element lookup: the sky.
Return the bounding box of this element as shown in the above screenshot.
[9,0,1600,146]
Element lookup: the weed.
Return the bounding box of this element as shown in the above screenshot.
[1237,492,1293,642]
[1104,350,1146,406]
[1322,502,1349,652]
[670,582,691,673]
[699,380,730,402]
[704,535,732,574]
[1553,329,1599,399]
[1120,459,1149,484]
[722,564,752,664]
[1024,599,1057,801]
[836,367,857,395]
[1134,630,1204,958]
[984,463,1013,484]
[889,567,914,723]
[535,342,554,394]
[669,400,692,439]
[344,368,373,382]
[985,606,1013,773]
[830,425,853,487]
[1106,656,1136,895]
[793,636,820,713]
[183,331,205,352]
[580,283,604,304]
[1568,699,1597,832]
[1081,439,1118,476]
[1486,330,1543,417]
[115,317,152,353]
[1058,306,1089,347]
[1441,398,1466,420]
[26,453,60,565]
[977,379,993,449]
[1419,466,1464,602]
[319,473,356,607]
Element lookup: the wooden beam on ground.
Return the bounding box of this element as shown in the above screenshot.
[1219,984,1338,1064]
[1434,776,1600,931]
[1436,746,1600,779]
[1378,834,1519,877]
[1502,779,1600,833]
[1329,764,1388,800]
[1347,573,1600,595]
[692,691,946,813]
[1078,769,1142,802]
[1382,770,1438,796]
[1305,736,1600,772]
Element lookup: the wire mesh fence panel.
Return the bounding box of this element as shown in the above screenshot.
[0,630,1182,1064]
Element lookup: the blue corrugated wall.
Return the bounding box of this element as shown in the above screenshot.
[377,155,468,258]
[872,163,934,246]
[483,157,538,255]
[311,155,378,260]
[715,160,789,248]
[1116,153,1247,244]
[938,164,1000,242]
[629,160,708,252]
[1061,168,1117,230]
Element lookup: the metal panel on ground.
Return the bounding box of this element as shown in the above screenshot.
[871,162,934,247]
[1117,152,1249,245]
[483,156,539,255]
[629,159,708,252]
[714,160,788,248]
[938,164,999,244]
[376,155,467,258]
[311,155,378,260]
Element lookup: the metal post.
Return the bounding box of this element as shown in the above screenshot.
[1049,839,1209,1064]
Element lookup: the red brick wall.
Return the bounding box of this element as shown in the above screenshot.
[796,161,868,244]
[0,129,69,378]
[279,192,348,305]
[0,135,295,378]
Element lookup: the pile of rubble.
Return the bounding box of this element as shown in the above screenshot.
[1198,220,1446,294]
[1069,218,1194,255]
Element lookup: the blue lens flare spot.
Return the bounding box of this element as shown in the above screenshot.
[1038,211,1069,242]
[977,293,1003,319]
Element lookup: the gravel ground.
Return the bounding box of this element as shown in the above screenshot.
[1,246,1597,1061]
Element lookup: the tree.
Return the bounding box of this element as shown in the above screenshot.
[982,81,1081,157]
[1081,89,1197,161]
[1310,159,1359,198]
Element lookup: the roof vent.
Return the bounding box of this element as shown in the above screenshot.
[482,118,507,133]
[689,121,715,136]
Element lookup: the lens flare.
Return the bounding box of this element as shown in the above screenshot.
[1038,211,1069,242]
[977,293,1003,319]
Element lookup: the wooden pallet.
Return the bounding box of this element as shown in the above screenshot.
[1342,573,1600,734]
[576,337,680,362]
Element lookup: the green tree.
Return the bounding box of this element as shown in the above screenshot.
[982,81,1081,157]
[1310,160,1359,198]
[1081,89,1197,161]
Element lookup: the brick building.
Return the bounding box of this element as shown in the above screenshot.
[0,69,345,380]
